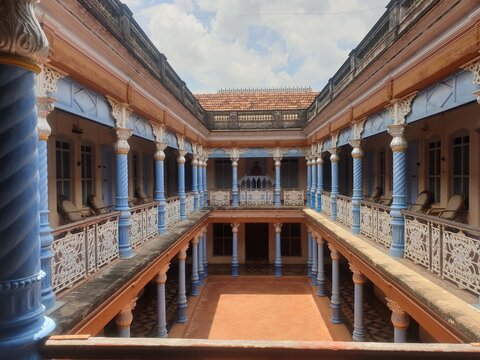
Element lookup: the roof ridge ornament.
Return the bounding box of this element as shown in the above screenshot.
[217,86,313,94]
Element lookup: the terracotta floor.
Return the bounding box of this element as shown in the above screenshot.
[170,276,344,341]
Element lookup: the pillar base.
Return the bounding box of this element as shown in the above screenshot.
[203,264,208,277]
[177,304,188,323]
[156,329,168,338]
[331,302,342,324]
[191,281,199,296]
[311,275,318,286]
[159,226,167,235]
[389,245,404,258]
[41,287,56,311]
[352,330,366,342]
[232,265,239,277]
[307,264,312,277]
[274,265,282,277]
[119,246,134,259]
[317,282,326,297]
[198,273,204,286]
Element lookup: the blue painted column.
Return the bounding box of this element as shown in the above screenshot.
[155,142,167,235]
[198,158,204,208]
[114,127,134,258]
[274,158,282,207]
[316,156,323,212]
[177,245,189,323]
[306,158,312,207]
[155,265,169,337]
[387,298,410,343]
[311,233,318,286]
[232,158,239,207]
[191,237,200,296]
[274,223,282,277]
[177,150,187,220]
[350,140,363,234]
[231,223,240,277]
[316,236,326,296]
[310,157,317,208]
[307,230,312,277]
[192,155,200,212]
[115,298,137,337]
[329,243,342,324]
[202,228,208,277]
[330,148,340,221]
[203,158,208,206]
[197,234,204,286]
[349,263,366,341]
[0,19,55,356]
[388,124,408,257]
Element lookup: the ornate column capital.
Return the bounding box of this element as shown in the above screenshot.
[316,234,324,245]
[36,96,55,140]
[388,93,417,125]
[225,147,245,163]
[349,139,363,158]
[107,96,131,129]
[156,264,170,284]
[154,141,167,161]
[316,156,324,165]
[0,0,49,71]
[349,263,366,285]
[176,150,187,164]
[267,147,288,163]
[192,234,201,245]
[203,226,208,235]
[328,243,340,260]
[273,222,282,233]
[115,297,137,328]
[113,127,133,154]
[192,155,199,166]
[351,119,365,141]
[386,297,410,329]
[329,147,340,163]
[178,245,189,260]
[231,222,240,233]
[387,124,408,152]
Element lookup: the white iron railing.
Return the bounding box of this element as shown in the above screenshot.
[185,192,195,216]
[165,196,180,227]
[337,195,353,228]
[209,190,231,206]
[403,210,480,295]
[129,202,158,248]
[240,189,274,206]
[283,189,305,206]
[51,212,120,293]
[360,200,392,249]
[321,191,331,216]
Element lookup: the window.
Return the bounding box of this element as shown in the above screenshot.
[213,223,233,256]
[452,134,469,200]
[56,140,71,200]
[427,140,441,203]
[281,223,301,256]
[379,149,386,194]
[214,159,232,189]
[81,144,94,206]
[281,158,299,188]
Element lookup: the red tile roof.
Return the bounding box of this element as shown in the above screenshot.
[195,88,318,111]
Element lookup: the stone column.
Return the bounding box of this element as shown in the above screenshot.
[0,2,55,357]
[202,227,208,277]
[116,298,137,338]
[330,147,340,221]
[191,236,200,296]
[387,94,415,257]
[177,245,189,323]
[350,139,363,234]
[231,156,239,207]
[108,97,134,258]
[155,264,169,338]
[329,243,342,324]
[306,157,312,208]
[37,65,65,310]
[310,156,317,209]
[198,157,204,208]
[350,263,366,341]
[197,233,204,286]
[203,156,208,206]
[152,125,167,235]
[274,223,283,277]
[177,148,187,221]
[311,233,318,286]
[316,235,326,296]
[192,154,199,212]
[274,157,282,207]
[231,223,240,277]
[307,230,313,277]
[316,155,324,212]
[387,298,410,343]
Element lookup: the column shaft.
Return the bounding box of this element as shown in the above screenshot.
[191,239,200,296]
[274,160,281,207]
[330,245,342,324]
[232,161,239,207]
[274,223,282,277]
[116,151,133,258]
[202,230,208,277]
[351,148,363,234]
[306,159,312,207]
[231,223,239,277]
[197,236,204,286]
[198,160,204,208]
[316,158,323,212]
[330,149,339,221]
[316,238,326,296]
[177,247,188,323]
[155,148,167,235]
[177,152,186,220]
[192,157,199,212]
[311,234,318,286]
[155,266,169,338]
[203,160,208,206]
[310,158,317,208]
[350,264,366,341]
[307,231,312,277]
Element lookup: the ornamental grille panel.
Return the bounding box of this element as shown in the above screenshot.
[210,191,231,206]
[321,192,331,216]
[337,195,353,227]
[283,190,304,206]
[360,201,392,249]
[130,203,159,248]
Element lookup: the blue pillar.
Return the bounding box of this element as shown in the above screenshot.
[274,223,282,277]
[387,298,410,343]
[202,229,208,277]
[198,159,204,208]
[191,237,200,296]
[311,233,318,286]
[203,159,208,207]
[231,223,240,277]
[0,59,55,358]
[155,266,169,338]
[274,158,281,207]
[232,159,239,207]
[155,143,167,235]
[351,140,363,234]
[350,264,366,341]
[316,156,323,212]
[307,230,312,277]
[197,235,204,286]
[177,151,187,220]
[316,237,326,296]
[193,156,199,212]
[329,244,342,324]
[115,128,133,258]
[330,148,339,221]
[177,246,188,323]
[388,125,408,257]
[310,157,317,208]
[116,298,136,337]
[306,158,312,207]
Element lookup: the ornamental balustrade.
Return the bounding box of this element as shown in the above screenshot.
[51,212,120,293]
[360,200,392,249]
[337,195,353,227]
[129,202,159,248]
[240,189,274,206]
[165,196,181,227]
[403,210,480,296]
[209,190,231,206]
[283,189,305,206]
[185,192,195,216]
[321,191,331,216]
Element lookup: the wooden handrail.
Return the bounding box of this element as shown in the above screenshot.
[52,212,120,236]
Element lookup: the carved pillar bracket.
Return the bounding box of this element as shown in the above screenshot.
[388,93,417,125]
[107,96,132,129]
[156,264,170,285]
[463,59,480,85]
[386,297,410,343]
[116,297,138,337]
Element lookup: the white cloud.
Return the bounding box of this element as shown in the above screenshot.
[131,0,388,93]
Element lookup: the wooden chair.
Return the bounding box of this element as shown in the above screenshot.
[378,197,392,206]
[57,196,95,223]
[426,194,465,221]
[408,190,434,213]
[136,188,153,204]
[88,195,114,215]
[365,187,382,203]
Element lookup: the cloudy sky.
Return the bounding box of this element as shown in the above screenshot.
[122,0,389,93]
